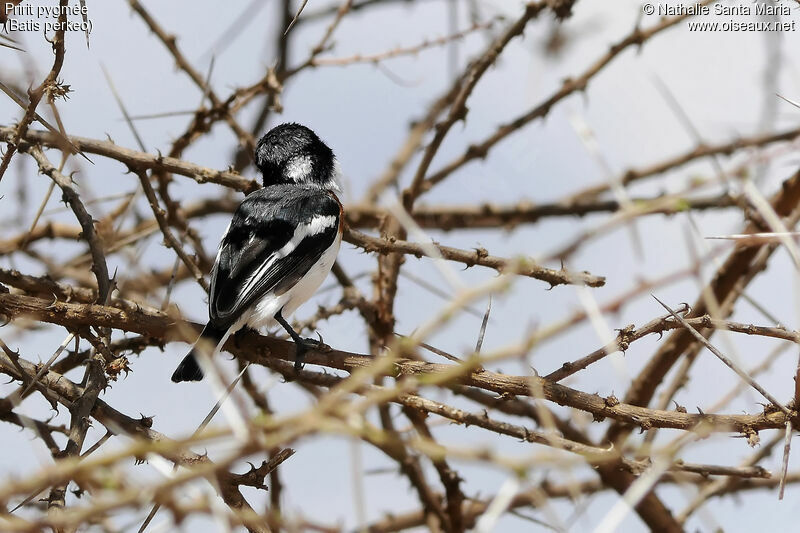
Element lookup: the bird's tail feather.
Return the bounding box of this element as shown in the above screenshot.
[171,324,228,383]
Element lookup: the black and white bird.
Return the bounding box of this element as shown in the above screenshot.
[171,123,344,383]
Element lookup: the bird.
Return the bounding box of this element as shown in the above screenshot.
[171,123,344,382]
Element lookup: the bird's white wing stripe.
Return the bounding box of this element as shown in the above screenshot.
[236,214,338,303]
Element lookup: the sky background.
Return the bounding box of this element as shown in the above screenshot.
[2,0,800,531]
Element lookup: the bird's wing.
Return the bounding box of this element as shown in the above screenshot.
[207,187,341,327]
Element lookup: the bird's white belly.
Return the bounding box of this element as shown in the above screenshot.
[241,233,342,331]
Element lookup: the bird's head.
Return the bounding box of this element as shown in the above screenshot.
[254,123,340,191]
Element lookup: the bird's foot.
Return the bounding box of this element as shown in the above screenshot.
[293,333,329,371]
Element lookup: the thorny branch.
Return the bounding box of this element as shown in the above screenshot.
[1,1,799,532]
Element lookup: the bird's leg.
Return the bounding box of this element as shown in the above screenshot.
[274,309,319,370]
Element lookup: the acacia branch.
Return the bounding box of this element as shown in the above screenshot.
[546,309,800,382]
[347,192,741,231]
[619,167,800,423]
[0,292,793,433]
[569,127,800,202]
[0,0,68,183]
[345,228,604,287]
[403,1,553,207]
[126,0,255,153]
[0,350,274,533]
[133,169,209,291]
[22,145,111,303]
[419,0,716,196]
[0,127,256,192]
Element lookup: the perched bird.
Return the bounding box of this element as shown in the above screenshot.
[171,123,343,382]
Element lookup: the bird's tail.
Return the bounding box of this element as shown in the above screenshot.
[171,324,228,383]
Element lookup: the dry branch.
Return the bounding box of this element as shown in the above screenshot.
[0,292,793,433]
[2,2,797,531]
[345,228,605,287]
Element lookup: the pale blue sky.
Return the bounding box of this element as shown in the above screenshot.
[2,1,800,531]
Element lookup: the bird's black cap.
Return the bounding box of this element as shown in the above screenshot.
[255,123,339,190]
